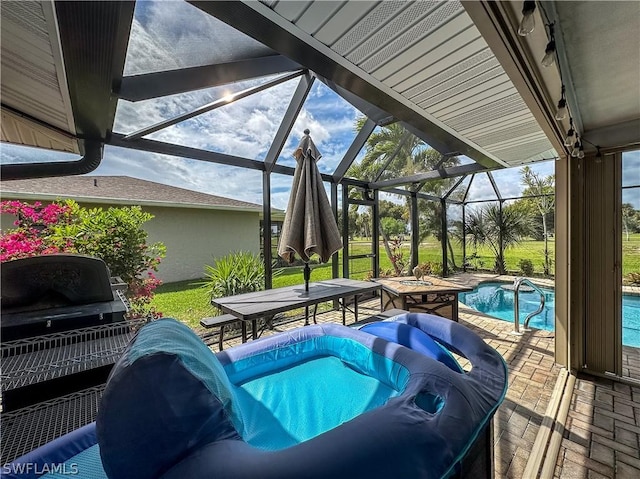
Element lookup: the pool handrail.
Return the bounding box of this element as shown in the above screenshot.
[513,277,546,333]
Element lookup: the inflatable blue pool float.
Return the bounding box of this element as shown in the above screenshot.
[5,314,507,479]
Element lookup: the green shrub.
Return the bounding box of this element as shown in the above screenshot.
[431,262,443,277]
[202,251,269,301]
[415,261,443,277]
[50,203,166,284]
[518,258,535,276]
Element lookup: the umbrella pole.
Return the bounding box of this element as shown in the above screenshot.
[303,262,311,292]
[304,262,311,326]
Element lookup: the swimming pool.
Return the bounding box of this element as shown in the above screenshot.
[459,282,640,347]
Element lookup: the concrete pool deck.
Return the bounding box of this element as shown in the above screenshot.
[214,272,640,477]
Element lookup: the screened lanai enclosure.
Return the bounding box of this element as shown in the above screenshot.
[3,1,640,477]
[1,0,562,284]
[2,0,639,393]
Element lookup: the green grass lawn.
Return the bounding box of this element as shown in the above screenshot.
[346,236,557,275]
[151,279,217,329]
[152,234,639,326]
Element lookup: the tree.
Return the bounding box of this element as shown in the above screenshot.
[346,118,459,270]
[337,208,358,240]
[520,166,555,275]
[380,217,406,236]
[622,203,640,241]
[464,207,488,269]
[355,210,371,238]
[379,199,407,225]
[464,203,533,274]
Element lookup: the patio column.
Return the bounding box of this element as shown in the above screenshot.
[410,191,419,270]
[441,198,448,277]
[331,182,339,279]
[342,184,349,279]
[555,153,573,369]
[498,199,504,273]
[462,204,467,272]
[262,170,272,290]
[373,189,380,278]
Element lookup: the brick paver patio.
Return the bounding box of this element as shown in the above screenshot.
[554,375,640,478]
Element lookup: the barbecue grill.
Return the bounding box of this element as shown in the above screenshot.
[1,254,140,464]
[1,254,128,340]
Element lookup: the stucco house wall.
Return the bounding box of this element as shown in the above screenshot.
[1,202,260,284]
[142,205,260,283]
[0,176,265,284]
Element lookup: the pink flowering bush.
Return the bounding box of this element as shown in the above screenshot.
[126,272,164,320]
[1,200,166,319]
[1,201,75,261]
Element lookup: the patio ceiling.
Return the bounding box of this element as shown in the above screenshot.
[0,1,77,153]
[1,1,637,184]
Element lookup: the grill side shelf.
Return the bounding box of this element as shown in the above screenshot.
[1,319,146,392]
[1,385,105,465]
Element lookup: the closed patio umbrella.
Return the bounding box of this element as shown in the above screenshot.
[278,129,342,295]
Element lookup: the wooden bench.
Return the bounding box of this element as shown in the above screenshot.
[200,314,239,351]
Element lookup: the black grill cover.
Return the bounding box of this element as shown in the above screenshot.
[1,254,128,340]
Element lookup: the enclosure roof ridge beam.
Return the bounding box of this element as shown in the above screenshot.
[110,132,336,182]
[397,186,440,202]
[443,175,469,200]
[463,197,517,205]
[118,55,304,102]
[333,117,376,183]
[416,192,442,202]
[385,187,411,197]
[380,187,444,203]
[370,163,486,189]
[372,130,412,183]
[110,133,265,171]
[122,71,304,141]
[487,171,502,200]
[264,74,314,172]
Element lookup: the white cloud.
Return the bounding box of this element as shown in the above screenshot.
[123,0,270,76]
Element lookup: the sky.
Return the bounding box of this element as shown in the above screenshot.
[1,0,637,211]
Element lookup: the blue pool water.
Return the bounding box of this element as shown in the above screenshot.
[459,282,640,347]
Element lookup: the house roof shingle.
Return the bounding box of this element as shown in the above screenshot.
[0,175,262,212]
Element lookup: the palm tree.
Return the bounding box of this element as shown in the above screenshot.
[465,203,533,274]
[348,119,422,182]
[347,118,459,270]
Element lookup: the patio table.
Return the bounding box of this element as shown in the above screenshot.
[211,278,381,342]
[372,276,472,322]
